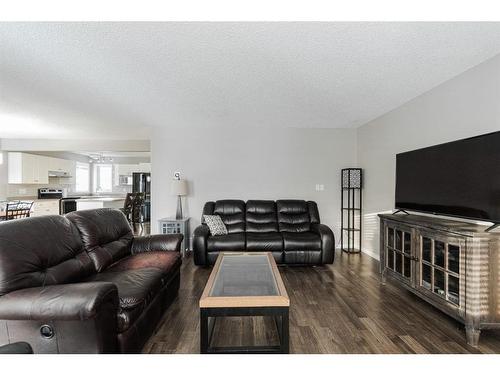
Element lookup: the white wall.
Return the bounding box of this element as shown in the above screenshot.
[358,54,500,259]
[151,127,357,245]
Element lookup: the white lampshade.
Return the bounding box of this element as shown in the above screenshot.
[171,179,188,196]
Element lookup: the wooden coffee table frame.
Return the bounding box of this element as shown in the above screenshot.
[199,252,290,354]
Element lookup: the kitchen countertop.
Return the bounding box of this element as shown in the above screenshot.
[1,196,126,214]
[6,196,126,201]
[6,197,60,202]
[77,197,125,202]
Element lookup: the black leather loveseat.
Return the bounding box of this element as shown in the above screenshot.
[0,208,182,353]
[193,200,335,265]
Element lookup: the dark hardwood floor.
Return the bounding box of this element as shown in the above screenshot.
[143,251,500,354]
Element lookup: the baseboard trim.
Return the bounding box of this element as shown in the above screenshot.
[361,248,379,260]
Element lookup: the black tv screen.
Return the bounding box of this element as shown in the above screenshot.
[395,131,500,223]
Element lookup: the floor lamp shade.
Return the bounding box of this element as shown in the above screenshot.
[171,179,188,219]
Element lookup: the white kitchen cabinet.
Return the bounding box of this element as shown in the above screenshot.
[115,164,133,179]
[47,157,75,176]
[8,152,49,184]
[8,152,77,185]
[47,157,60,172]
[31,200,60,217]
[114,163,151,186]
[115,163,151,176]
[35,156,49,184]
[138,163,151,172]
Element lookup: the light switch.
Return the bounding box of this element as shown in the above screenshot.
[315,184,325,192]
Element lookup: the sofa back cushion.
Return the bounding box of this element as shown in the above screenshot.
[246,200,278,233]
[212,200,246,233]
[277,200,311,233]
[66,208,134,272]
[0,215,94,296]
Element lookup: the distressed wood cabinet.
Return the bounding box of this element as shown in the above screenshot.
[379,214,500,347]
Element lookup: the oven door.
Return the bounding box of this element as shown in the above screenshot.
[60,199,77,215]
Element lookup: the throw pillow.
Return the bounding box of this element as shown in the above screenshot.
[203,215,228,236]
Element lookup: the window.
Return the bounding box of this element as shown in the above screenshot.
[95,164,112,193]
[75,162,90,193]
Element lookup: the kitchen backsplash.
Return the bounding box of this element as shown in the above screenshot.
[7,183,133,198]
[7,181,77,198]
[6,183,132,198]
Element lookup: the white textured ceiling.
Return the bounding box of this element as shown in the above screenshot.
[1,22,500,139]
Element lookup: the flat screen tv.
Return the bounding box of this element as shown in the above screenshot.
[395,131,500,224]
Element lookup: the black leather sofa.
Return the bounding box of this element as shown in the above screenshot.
[0,208,183,353]
[193,200,335,265]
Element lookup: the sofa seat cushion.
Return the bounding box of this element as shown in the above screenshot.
[107,251,181,277]
[85,268,164,332]
[282,232,321,251]
[207,233,245,252]
[246,232,283,252]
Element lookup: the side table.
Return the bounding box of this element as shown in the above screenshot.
[158,217,190,257]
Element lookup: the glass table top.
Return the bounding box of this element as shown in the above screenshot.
[209,254,279,297]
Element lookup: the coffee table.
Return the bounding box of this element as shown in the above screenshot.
[199,252,290,354]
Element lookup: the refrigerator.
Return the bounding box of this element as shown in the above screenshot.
[132,172,151,222]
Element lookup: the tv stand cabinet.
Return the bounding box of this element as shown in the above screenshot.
[379,214,500,347]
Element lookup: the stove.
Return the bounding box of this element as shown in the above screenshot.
[38,188,63,200]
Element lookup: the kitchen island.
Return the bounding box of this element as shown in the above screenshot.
[76,197,125,211]
[2,198,60,217]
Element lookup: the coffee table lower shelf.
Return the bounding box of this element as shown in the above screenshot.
[200,306,289,354]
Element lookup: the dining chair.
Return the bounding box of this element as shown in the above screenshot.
[120,193,135,223]
[2,201,33,221]
[131,193,146,232]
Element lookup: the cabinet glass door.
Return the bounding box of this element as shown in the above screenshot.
[419,234,462,306]
[448,275,460,305]
[434,241,445,268]
[448,245,460,274]
[387,248,394,270]
[385,225,412,280]
[422,263,431,290]
[422,237,432,262]
[433,269,445,297]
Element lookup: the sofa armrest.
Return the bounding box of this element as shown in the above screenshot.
[0,282,119,353]
[0,282,118,321]
[193,224,211,266]
[131,234,184,254]
[310,223,335,264]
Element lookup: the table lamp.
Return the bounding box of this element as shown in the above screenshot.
[171,178,188,219]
